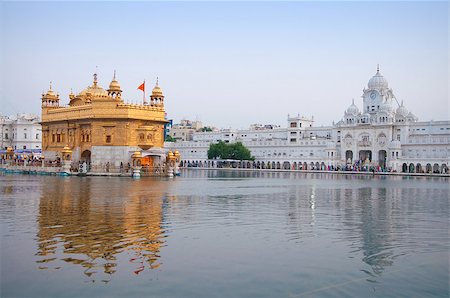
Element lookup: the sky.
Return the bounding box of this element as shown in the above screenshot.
[0,1,448,129]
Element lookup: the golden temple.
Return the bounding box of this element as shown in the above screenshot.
[41,72,168,170]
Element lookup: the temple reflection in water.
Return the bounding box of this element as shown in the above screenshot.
[35,178,169,281]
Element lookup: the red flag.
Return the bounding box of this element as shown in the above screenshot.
[137,81,145,92]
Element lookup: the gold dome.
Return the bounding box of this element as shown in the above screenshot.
[78,85,108,97]
[78,73,109,98]
[152,86,163,96]
[108,71,121,91]
[151,77,163,96]
[43,82,58,99]
[109,79,121,90]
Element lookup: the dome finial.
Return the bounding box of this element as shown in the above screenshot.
[377,64,380,73]
[113,70,116,80]
[93,66,98,87]
[352,98,355,105]
[156,76,159,87]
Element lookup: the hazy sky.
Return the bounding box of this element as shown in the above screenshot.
[0,1,448,129]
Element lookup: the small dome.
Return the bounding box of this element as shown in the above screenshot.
[109,79,121,90]
[345,99,359,116]
[407,111,417,121]
[396,102,408,117]
[108,71,121,91]
[152,78,163,96]
[152,85,163,96]
[368,67,388,90]
[43,82,58,98]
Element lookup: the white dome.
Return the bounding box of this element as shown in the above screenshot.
[368,68,388,90]
[396,103,409,117]
[345,99,359,116]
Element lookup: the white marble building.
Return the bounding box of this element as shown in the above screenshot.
[0,114,42,151]
[166,67,450,173]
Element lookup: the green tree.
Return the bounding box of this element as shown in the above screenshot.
[207,141,254,160]
[165,135,176,142]
[201,127,213,132]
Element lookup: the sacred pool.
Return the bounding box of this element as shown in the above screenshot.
[1,170,448,297]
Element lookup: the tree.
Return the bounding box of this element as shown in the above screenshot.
[201,127,213,132]
[165,135,176,142]
[207,141,254,160]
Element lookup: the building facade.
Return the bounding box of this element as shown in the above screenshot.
[0,114,42,151]
[41,73,168,168]
[166,67,450,173]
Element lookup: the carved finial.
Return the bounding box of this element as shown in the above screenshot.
[377,64,380,72]
[93,66,98,86]
[113,70,116,80]
[49,81,52,90]
[156,76,159,87]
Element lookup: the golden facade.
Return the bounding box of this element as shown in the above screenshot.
[41,73,167,165]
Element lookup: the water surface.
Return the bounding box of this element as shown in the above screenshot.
[1,170,449,297]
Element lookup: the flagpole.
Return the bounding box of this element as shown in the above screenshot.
[143,79,146,105]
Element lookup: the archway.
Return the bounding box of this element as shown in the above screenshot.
[378,150,387,169]
[409,163,415,173]
[426,163,432,173]
[303,162,308,170]
[416,163,422,173]
[359,150,372,163]
[433,163,440,173]
[402,163,407,173]
[81,150,91,163]
[276,162,281,169]
[141,155,154,167]
[345,150,353,164]
[441,164,448,174]
[283,161,290,170]
[293,162,297,170]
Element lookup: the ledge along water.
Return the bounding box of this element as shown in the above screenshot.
[1,164,449,178]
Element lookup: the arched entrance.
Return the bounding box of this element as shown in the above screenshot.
[378,150,387,169]
[402,163,408,173]
[81,150,91,163]
[426,163,432,173]
[433,163,440,173]
[141,155,154,167]
[416,163,422,173]
[345,150,353,164]
[359,150,372,163]
[409,163,415,173]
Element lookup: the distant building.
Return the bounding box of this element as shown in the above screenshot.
[168,119,205,141]
[166,67,450,173]
[0,114,41,150]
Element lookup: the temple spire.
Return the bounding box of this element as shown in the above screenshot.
[93,66,98,87]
